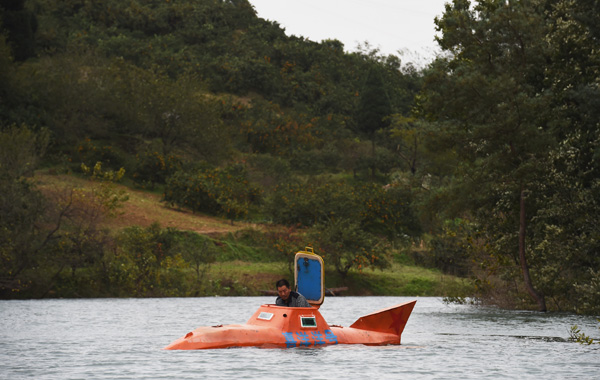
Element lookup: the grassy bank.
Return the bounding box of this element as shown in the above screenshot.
[172,261,473,297]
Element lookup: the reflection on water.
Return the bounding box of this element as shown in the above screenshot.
[1,297,598,379]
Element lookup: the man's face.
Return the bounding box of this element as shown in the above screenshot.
[277,285,291,301]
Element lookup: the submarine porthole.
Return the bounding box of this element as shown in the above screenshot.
[258,312,274,321]
[300,316,317,328]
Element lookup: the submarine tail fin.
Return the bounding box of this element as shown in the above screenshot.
[349,300,416,336]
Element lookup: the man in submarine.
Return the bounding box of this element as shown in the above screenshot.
[275,278,311,307]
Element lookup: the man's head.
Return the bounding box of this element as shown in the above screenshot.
[276,278,291,301]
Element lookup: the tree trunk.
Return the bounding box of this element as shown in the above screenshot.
[370,138,376,179]
[519,187,547,312]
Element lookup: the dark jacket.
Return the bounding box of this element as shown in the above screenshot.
[276,291,311,307]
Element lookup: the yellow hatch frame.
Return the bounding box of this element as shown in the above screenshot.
[294,247,325,307]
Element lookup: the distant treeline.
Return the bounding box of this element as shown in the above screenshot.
[1,0,599,314]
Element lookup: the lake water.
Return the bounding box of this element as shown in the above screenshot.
[1,297,598,379]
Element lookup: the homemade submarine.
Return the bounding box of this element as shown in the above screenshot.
[164,248,416,349]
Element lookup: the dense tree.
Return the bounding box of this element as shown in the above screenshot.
[310,219,389,278]
[421,0,600,312]
[527,0,600,314]
[356,66,392,177]
[0,125,49,295]
[422,0,557,311]
[0,0,37,61]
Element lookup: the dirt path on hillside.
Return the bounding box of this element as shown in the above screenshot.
[36,172,259,235]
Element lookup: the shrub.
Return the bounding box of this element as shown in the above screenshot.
[176,231,218,265]
[74,138,127,173]
[266,180,421,243]
[265,180,358,226]
[246,153,292,189]
[569,321,600,345]
[357,182,421,241]
[425,218,472,276]
[309,219,390,278]
[289,145,343,174]
[113,224,198,296]
[163,164,261,220]
[237,99,319,157]
[132,151,181,188]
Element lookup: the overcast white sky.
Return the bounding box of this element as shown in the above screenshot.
[248,0,449,65]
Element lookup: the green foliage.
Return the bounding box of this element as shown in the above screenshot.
[261,226,305,274]
[385,115,428,175]
[417,0,600,312]
[266,180,421,242]
[112,224,221,296]
[1,0,37,61]
[42,186,114,292]
[425,219,471,276]
[1,0,596,314]
[115,224,172,296]
[132,150,182,188]
[80,161,129,217]
[74,139,128,174]
[0,126,132,298]
[18,0,422,176]
[569,321,600,345]
[245,153,292,189]
[164,164,261,220]
[265,179,421,277]
[13,50,230,169]
[0,176,47,294]
[572,269,600,315]
[236,99,320,156]
[309,219,390,278]
[266,180,358,227]
[0,34,17,120]
[357,182,421,240]
[0,124,50,178]
[0,125,49,295]
[356,67,392,138]
[289,144,343,175]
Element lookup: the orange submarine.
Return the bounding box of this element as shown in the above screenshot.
[164,248,416,350]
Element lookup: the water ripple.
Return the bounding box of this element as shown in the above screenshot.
[1,297,598,379]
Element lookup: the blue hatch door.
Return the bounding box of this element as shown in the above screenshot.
[294,247,325,306]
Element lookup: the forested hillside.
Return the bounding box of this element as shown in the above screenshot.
[1,0,598,314]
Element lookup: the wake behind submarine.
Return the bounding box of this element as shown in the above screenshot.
[164,248,416,350]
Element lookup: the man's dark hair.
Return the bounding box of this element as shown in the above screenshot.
[276,279,290,288]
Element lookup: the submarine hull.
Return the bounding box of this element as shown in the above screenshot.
[164,301,416,350]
